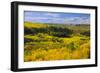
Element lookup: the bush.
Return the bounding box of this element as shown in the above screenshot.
[80,31,90,36]
[24,37,33,44]
[67,42,79,51]
[48,26,72,37]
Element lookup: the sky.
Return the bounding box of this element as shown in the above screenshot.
[24,11,90,24]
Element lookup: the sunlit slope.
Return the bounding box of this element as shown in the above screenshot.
[24,22,48,28]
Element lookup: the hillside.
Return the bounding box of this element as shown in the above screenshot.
[24,22,90,62]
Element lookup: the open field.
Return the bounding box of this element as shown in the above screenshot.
[24,22,90,62]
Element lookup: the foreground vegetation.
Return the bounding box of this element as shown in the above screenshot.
[24,22,90,62]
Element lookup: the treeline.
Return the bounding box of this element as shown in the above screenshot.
[24,26,73,37]
[25,25,90,37]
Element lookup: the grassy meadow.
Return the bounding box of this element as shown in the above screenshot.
[24,22,90,62]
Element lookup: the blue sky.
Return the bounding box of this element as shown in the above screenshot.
[24,11,90,24]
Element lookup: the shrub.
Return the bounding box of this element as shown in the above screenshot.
[80,31,90,36]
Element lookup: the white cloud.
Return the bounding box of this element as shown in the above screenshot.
[25,16,49,21]
[25,12,90,24]
[44,13,60,18]
[64,17,90,24]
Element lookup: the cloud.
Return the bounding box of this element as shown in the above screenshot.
[25,16,90,24]
[25,16,49,21]
[24,11,90,24]
[64,17,90,24]
[43,13,60,18]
